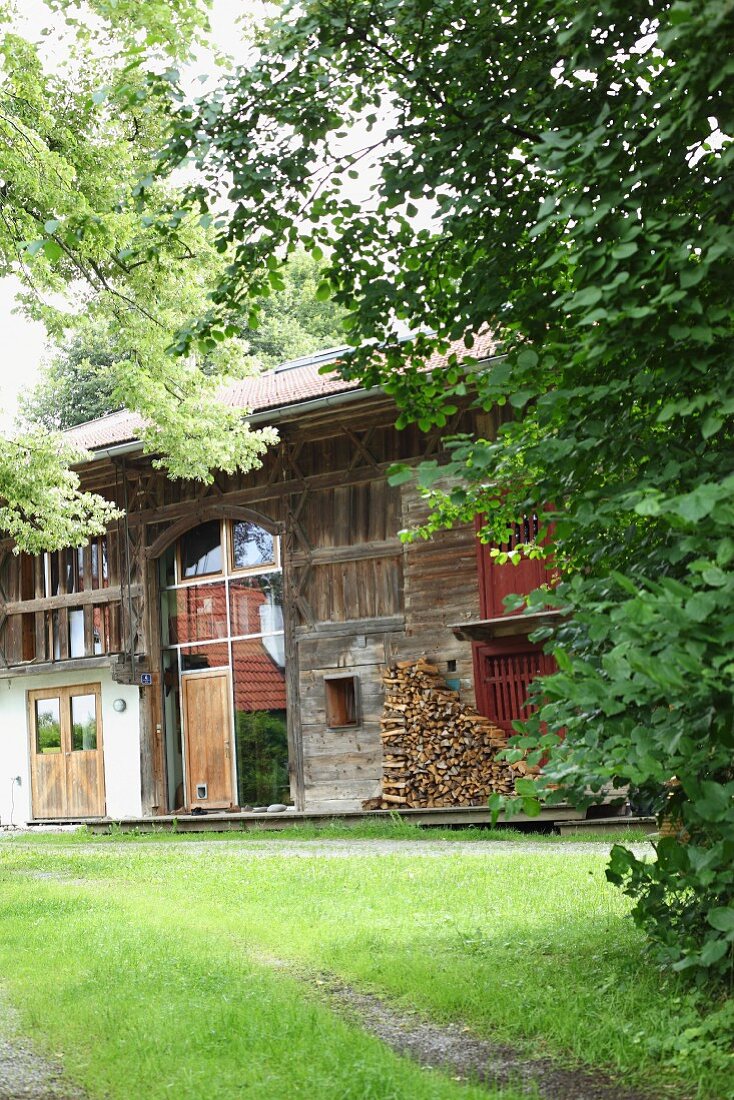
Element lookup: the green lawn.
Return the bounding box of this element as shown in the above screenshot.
[0,833,731,1099]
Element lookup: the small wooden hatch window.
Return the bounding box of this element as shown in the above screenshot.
[325,675,359,728]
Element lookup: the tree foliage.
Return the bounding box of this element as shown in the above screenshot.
[21,249,346,430]
[0,0,276,550]
[154,0,734,983]
[19,319,123,431]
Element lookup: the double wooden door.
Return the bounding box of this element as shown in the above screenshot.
[182,669,235,810]
[29,683,106,819]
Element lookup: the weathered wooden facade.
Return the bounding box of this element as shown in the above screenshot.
[0,335,554,826]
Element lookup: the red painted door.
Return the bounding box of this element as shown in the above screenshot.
[473,514,558,733]
[476,514,554,618]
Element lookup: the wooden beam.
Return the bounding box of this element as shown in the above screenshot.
[3,585,135,615]
[290,538,403,568]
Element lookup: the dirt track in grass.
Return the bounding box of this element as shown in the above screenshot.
[267,959,660,1100]
[0,994,85,1100]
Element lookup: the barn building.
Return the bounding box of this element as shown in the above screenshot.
[0,334,559,828]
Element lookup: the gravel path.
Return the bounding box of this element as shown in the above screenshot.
[0,836,655,860]
[0,993,85,1100]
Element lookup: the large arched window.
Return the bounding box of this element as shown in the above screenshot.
[159,519,288,811]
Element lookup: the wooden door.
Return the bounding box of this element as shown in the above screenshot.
[182,669,235,810]
[65,686,105,817]
[29,694,66,819]
[29,684,106,820]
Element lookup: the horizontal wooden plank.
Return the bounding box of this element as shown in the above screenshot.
[297,635,391,671]
[296,615,404,640]
[291,538,403,568]
[304,778,382,806]
[4,585,131,615]
[304,752,383,784]
[301,728,383,757]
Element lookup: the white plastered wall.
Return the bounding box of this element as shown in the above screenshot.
[0,667,141,827]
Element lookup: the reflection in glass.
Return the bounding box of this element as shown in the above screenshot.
[170,583,227,645]
[232,638,288,806]
[64,548,76,593]
[162,650,184,810]
[49,552,60,596]
[230,574,283,640]
[36,698,61,753]
[180,521,222,578]
[69,608,85,658]
[180,643,230,672]
[76,547,85,592]
[232,522,275,571]
[71,694,97,751]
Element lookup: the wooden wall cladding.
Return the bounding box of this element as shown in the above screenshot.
[388,484,482,706]
[298,631,392,812]
[300,481,401,548]
[306,558,402,624]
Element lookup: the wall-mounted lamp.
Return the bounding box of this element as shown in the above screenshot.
[112,698,127,713]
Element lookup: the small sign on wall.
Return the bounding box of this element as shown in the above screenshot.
[140,672,153,686]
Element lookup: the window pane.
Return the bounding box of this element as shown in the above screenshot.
[35,698,61,753]
[64,548,76,593]
[69,608,85,658]
[231,638,288,807]
[229,574,283,638]
[50,553,60,596]
[71,694,97,751]
[93,606,106,655]
[76,547,85,592]
[170,582,227,645]
[91,541,99,590]
[181,521,222,578]
[232,522,275,571]
[231,637,286,710]
[180,643,230,672]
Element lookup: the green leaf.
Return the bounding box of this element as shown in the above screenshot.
[699,938,729,966]
[42,240,63,262]
[708,907,734,933]
[515,349,538,369]
[387,465,415,487]
[571,286,603,308]
[315,281,331,301]
[509,389,535,408]
[611,242,638,259]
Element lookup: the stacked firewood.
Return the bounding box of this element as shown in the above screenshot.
[363,658,536,810]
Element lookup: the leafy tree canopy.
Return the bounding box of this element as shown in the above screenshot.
[153,0,734,984]
[21,249,346,430]
[0,0,276,551]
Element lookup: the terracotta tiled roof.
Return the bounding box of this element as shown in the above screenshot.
[64,330,499,453]
[232,639,287,712]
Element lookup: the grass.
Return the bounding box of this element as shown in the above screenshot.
[0,834,730,1099]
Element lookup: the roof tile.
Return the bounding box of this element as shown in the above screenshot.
[64,330,498,453]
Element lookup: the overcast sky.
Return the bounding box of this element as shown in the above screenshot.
[0,0,262,429]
